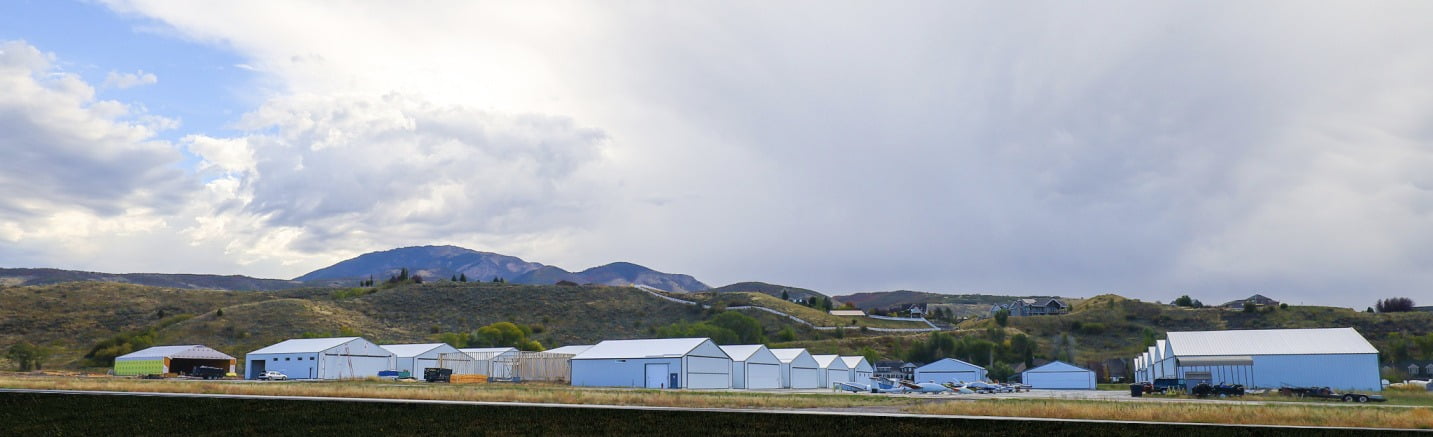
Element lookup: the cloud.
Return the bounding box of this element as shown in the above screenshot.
[18,2,1433,307]
[0,40,196,269]
[179,92,609,268]
[0,40,189,223]
[102,70,157,89]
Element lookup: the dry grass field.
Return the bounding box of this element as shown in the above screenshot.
[3,374,1432,429]
[908,398,1433,429]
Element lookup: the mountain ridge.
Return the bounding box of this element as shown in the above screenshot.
[296,245,709,292]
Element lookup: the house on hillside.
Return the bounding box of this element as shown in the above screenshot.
[873,360,919,381]
[1219,294,1280,309]
[990,298,1068,317]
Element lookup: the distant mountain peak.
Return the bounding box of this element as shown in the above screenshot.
[296,246,708,292]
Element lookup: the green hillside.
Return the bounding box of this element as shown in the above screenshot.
[6,281,1431,379]
[0,281,854,370]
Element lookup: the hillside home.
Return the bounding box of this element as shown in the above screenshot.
[990,298,1068,317]
[1219,294,1280,309]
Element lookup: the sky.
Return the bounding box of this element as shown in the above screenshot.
[2,1,1433,308]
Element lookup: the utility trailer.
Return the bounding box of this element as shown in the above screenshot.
[1279,386,1386,403]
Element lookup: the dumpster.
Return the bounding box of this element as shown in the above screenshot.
[424,368,453,383]
[1130,383,1143,397]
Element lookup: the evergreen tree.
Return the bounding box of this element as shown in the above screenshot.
[459,273,468,282]
[781,289,790,301]
[452,274,458,282]
[398,268,410,281]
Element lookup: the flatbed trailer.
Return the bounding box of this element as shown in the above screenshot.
[1279,386,1386,403]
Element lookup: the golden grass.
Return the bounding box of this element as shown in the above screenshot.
[907,399,1433,429]
[0,375,908,409]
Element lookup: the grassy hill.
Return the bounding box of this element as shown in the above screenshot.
[707,282,826,300]
[7,281,1431,378]
[832,290,1052,311]
[671,291,931,330]
[0,281,848,370]
[0,268,303,291]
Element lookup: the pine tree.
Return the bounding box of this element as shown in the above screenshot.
[398,268,410,281]
[452,274,458,282]
[781,289,790,301]
[459,273,468,282]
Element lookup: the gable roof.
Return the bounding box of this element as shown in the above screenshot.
[573,338,717,360]
[769,348,813,364]
[249,337,361,355]
[812,354,849,370]
[719,345,766,361]
[381,343,451,358]
[840,356,871,370]
[544,345,593,355]
[914,357,986,372]
[1024,360,1092,373]
[1167,328,1377,356]
[116,345,234,361]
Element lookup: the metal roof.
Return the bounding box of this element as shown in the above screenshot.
[116,345,234,361]
[1167,328,1377,356]
[812,354,849,370]
[1024,361,1092,373]
[573,338,716,360]
[769,348,811,363]
[839,356,869,370]
[544,345,593,355]
[249,337,361,354]
[381,343,450,358]
[719,345,766,361]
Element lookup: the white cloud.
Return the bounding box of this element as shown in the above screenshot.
[102,70,157,89]
[177,92,609,270]
[9,2,1433,307]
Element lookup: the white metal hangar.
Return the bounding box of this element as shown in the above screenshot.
[381,343,478,376]
[245,337,394,380]
[570,338,732,389]
[812,354,851,387]
[1133,328,1381,391]
[720,345,782,389]
[913,358,987,384]
[1021,361,1096,389]
[770,348,820,389]
[840,356,873,383]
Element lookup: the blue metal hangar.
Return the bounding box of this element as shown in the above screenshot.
[1135,327,1381,391]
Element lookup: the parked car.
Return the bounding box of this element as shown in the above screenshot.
[257,370,288,380]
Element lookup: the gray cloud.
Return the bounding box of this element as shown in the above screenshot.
[183,92,608,257]
[18,2,1433,307]
[0,40,190,222]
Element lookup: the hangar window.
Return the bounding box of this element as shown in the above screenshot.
[272,358,278,361]
[285,357,291,361]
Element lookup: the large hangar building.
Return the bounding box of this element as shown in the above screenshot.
[1134,327,1381,391]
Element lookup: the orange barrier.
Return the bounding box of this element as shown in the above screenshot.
[449,374,488,384]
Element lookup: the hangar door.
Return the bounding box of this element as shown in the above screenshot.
[1024,371,1094,389]
[917,371,979,384]
[826,369,848,386]
[789,367,819,389]
[686,356,731,389]
[746,363,781,389]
